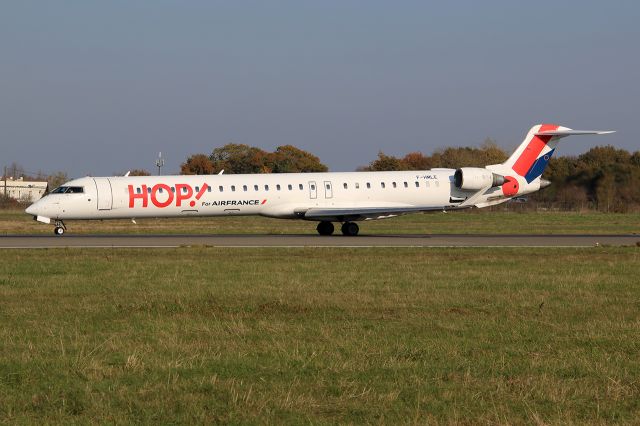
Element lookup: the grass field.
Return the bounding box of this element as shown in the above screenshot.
[2,208,639,235]
[1,246,639,423]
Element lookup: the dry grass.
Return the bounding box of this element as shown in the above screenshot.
[2,208,640,235]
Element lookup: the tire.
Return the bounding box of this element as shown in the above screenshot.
[54,227,65,236]
[316,221,334,236]
[341,222,359,236]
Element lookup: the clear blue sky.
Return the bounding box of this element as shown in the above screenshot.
[1,1,638,177]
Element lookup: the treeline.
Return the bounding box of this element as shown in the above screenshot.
[358,139,508,171]
[181,144,327,175]
[360,142,640,212]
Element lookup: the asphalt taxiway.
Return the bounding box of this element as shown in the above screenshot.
[1,234,638,248]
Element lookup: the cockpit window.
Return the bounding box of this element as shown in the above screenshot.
[51,186,84,194]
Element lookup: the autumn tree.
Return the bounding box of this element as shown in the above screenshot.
[180,154,215,175]
[266,145,328,173]
[402,152,432,170]
[210,144,269,174]
[129,169,151,176]
[361,152,405,171]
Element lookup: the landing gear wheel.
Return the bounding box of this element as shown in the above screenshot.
[316,221,334,236]
[341,222,359,236]
[53,220,66,236]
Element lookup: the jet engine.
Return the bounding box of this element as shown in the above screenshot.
[453,168,505,191]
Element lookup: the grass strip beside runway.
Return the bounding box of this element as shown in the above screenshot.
[2,209,640,235]
[1,247,639,423]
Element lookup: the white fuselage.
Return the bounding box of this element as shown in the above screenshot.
[26,169,492,222]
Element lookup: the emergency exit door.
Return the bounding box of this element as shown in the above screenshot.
[324,181,333,198]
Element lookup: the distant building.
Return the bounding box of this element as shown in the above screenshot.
[1,177,48,202]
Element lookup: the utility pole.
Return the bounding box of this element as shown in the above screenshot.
[155,152,165,176]
[3,166,6,198]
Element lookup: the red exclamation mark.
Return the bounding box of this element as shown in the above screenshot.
[190,183,209,207]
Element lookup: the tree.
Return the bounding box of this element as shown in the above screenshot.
[266,145,328,173]
[47,172,68,191]
[361,152,405,171]
[180,154,215,175]
[595,171,616,212]
[401,152,432,170]
[129,169,151,176]
[210,144,268,174]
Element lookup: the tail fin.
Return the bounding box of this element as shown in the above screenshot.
[501,124,614,183]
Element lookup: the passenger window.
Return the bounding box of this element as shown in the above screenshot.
[183,186,189,193]
[207,186,212,192]
[219,186,223,192]
[415,182,419,188]
[288,184,292,190]
[265,185,269,191]
[310,184,315,190]
[147,187,151,193]
[381,182,386,189]
[276,184,281,191]
[254,185,259,191]
[404,182,408,188]
[355,183,360,189]
[231,185,236,192]
[159,187,164,193]
[299,184,303,190]
[366,183,371,189]
[136,187,141,194]
[343,183,348,189]
[243,185,247,191]
[392,182,397,188]
[195,186,200,192]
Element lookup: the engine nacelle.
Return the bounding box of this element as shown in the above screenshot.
[454,168,505,191]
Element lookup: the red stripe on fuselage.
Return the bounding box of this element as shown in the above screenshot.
[512,124,558,176]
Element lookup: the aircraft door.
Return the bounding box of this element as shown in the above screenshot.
[309,181,317,199]
[94,178,113,210]
[324,181,333,199]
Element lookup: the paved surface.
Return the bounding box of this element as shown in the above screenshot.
[1,234,639,248]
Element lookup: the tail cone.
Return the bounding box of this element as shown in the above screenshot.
[540,179,552,189]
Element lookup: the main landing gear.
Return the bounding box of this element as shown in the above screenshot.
[316,221,359,236]
[54,220,66,236]
[316,221,334,236]
[341,222,359,236]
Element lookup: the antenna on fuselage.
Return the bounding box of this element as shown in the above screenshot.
[155,152,165,176]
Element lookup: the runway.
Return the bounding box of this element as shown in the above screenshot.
[1,233,638,248]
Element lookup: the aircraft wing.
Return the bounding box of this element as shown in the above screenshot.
[301,206,440,221]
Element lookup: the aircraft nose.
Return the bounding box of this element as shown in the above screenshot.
[25,202,41,216]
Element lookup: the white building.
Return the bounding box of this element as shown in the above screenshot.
[1,177,48,202]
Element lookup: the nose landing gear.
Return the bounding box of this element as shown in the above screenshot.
[53,220,67,236]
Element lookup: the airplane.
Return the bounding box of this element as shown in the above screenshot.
[25,124,613,236]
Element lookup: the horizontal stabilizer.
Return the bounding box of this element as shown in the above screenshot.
[536,129,615,136]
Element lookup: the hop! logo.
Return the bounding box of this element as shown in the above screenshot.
[128,183,208,208]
